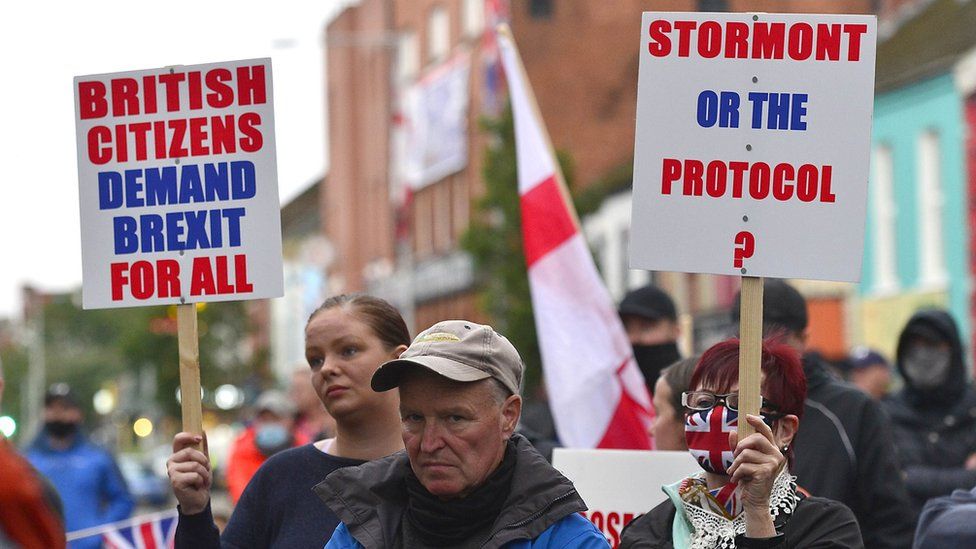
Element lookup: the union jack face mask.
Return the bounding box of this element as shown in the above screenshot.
[684,405,738,475]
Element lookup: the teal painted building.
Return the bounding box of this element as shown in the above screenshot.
[859,0,976,361]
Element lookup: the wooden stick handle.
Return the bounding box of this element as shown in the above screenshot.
[738,277,764,438]
[177,304,203,445]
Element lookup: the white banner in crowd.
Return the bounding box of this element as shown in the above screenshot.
[74,58,283,309]
[630,13,877,282]
[554,449,699,547]
[401,52,471,189]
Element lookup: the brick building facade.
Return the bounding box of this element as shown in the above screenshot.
[324,0,882,338]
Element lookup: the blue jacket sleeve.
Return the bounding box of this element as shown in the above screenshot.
[531,514,610,548]
[100,452,135,523]
[325,523,362,549]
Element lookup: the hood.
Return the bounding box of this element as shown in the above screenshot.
[895,309,967,407]
[315,434,586,549]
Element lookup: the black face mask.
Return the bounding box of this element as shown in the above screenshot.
[45,420,79,439]
[633,342,682,393]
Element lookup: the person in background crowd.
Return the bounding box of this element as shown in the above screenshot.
[650,357,698,451]
[732,280,914,549]
[321,320,608,548]
[845,347,893,401]
[168,294,410,548]
[621,338,863,548]
[25,383,134,549]
[0,360,65,548]
[913,484,976,548]
[291,365,337,442]
[883,309,976,517]
[619,284,682,395]
[224,389,309,503]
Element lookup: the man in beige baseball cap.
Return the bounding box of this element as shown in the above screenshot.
[318,320,607,548]
[370,320,523,396]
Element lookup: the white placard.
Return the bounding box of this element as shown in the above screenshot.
[74,58,283,309]
[553,449,698,546]
[630,13,877,282]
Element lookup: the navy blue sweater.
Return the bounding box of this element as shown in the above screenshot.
[176,444,365,548]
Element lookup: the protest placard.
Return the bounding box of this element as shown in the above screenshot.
[74,58,283,310]
[74,58,283,436]
[630,13,877,282]
[553,449,698,547]
[630,12,877,432]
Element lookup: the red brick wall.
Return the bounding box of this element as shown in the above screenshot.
[325,0,395,292]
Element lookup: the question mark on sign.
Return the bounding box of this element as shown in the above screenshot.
[733,231,755,269]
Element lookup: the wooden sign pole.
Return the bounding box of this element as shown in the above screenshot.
[737,276,764,438]
[177,303,204,448]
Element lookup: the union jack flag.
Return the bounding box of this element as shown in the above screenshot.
[101,511,176,549]
[685,406,738,474]
[709,481,742,517]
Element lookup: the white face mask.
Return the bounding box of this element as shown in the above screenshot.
[902,346,952,391]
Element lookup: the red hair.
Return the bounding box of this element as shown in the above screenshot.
[689,338,807,465]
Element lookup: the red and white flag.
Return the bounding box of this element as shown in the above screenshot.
[497,27,654,449]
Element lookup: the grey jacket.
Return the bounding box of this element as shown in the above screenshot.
[314,435,593,548]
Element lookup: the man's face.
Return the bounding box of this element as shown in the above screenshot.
[623,315,678,346]
[255,409,294,431]
[850,365,891,400]
[651,376,687,451]
[43,400,83,425]
[399,371,521,499]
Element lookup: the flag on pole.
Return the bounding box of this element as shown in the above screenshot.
[496,25,654,449]
[102,511,176,549]
[65,510,178,549]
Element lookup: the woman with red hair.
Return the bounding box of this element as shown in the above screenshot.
[621,338,863,548]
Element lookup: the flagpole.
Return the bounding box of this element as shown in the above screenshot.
[496,23,580,230]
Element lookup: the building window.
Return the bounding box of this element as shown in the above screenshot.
[917,130,947,287]
[397,30,419,83]
[871,145,898,293]
[528,0,552,19]
[462,0,484,39]
[697,0,728,11]
[427,6,450,65]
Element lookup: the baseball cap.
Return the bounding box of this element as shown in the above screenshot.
[619,284,678,322]
[44,383,80,408]
[849,346,890,371]
[732,279,808,333]
[255,389,297,418]
[371,320,523,395]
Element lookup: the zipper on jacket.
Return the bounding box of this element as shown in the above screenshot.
[480,489,579,547]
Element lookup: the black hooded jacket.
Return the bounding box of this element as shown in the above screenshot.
[883,310,976,515]
[791,354,914,549]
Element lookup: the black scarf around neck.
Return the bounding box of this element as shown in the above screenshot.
[403,440,517,547]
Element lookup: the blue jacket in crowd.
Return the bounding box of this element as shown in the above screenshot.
[25,430,134,549]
